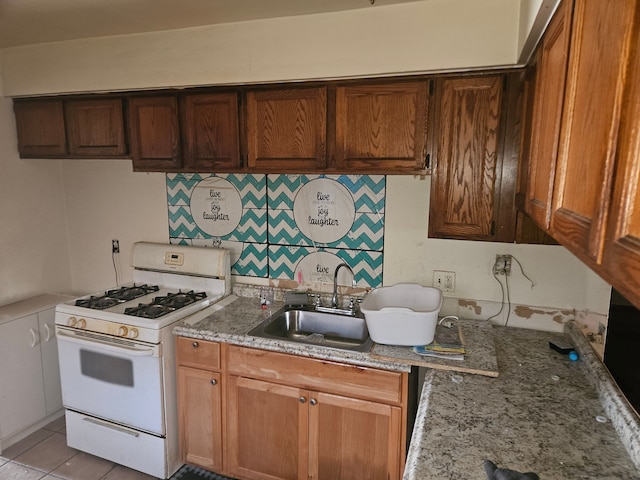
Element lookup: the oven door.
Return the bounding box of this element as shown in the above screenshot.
[56,326,165,436]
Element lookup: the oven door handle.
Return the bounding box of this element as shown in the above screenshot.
[56,329,158,357]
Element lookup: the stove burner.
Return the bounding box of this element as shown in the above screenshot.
[75,296,120,310]
[75,284,161,310]
[124,290,207,319]
[106,284,160,301]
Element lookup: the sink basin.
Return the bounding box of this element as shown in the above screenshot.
[249,307,373,352]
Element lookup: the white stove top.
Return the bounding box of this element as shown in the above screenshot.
[55,242,231,342]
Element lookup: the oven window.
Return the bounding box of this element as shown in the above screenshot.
[80,349,134,387]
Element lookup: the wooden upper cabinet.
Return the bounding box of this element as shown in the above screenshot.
[14,100,67,157]
[525,0,573,229]
[332,81,430,172]
[181,93,241,171]
[602,13,640,308]
[246,87,327,171]
[14,97,127,158]
[128,96,182,171]
[429,75,505,240]
[550,0,637,262]
[65,99,126,157]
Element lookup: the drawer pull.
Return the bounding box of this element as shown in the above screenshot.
[192,341,199,348]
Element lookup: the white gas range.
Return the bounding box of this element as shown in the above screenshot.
[55,242,230,479]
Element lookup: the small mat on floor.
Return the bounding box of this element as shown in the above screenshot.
[171,464,236,480]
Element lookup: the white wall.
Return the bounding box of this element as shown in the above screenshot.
[1,0,519,96]
[518,0,544,54]
[0,73,72,304]
[61,161,167,294]
[383,176,610,315]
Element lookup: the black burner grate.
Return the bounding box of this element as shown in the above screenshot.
[75,284,160,310]
[124,290,207,319]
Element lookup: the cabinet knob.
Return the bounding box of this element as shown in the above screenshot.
[310,398,318,406]
[299,396,307,403]
[192,341,199,348]
[210,379,217,386]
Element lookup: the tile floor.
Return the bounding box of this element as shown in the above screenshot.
[0,415,163,480]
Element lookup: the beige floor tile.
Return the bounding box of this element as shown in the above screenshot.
[43,415,66,433]
[0,430,55,461]
[49,451,115,480]
[99,464,159,480]
[0,462,47,480]
[13,432,76,473]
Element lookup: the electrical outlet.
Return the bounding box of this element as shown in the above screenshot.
[112,239,120,254]
[493,254,512,276]
[433,270,456,293]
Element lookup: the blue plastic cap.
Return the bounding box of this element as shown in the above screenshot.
[569,351,579,361]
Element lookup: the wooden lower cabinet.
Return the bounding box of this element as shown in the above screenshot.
[225,345,407,480]
[177,366,223,471]
[177,341,409,480]
[309,391,402,480]
[227,376,307,480]
[176,338,223,472]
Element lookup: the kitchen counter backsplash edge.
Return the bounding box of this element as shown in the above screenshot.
[567,320,640,471]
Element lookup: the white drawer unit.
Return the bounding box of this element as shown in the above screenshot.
[0,294,73,454]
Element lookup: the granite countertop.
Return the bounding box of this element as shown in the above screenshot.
[405,326,640,479]
[174,293,640,479]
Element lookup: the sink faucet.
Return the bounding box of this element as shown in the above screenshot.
[331,263,356,308]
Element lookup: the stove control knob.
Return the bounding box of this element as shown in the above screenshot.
[128,328,139,339]
[118,326,128,337]
[76,318,87,329]
[67,317,77,327]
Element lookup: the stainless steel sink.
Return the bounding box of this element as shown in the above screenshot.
[248,306,373,352]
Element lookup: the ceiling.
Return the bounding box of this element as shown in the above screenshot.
[0,0,420,49]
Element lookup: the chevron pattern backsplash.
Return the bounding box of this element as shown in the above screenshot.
[166,173,385,288]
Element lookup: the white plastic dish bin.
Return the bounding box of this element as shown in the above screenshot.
[361,283,443,346]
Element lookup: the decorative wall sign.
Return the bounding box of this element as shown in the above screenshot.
[293,178,356,244]
[190,177,243,237]
[294,251,353,285]
[167,173,385,287]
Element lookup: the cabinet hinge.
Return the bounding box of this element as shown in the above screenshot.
[490,221,496,236]
[425,153,431,169]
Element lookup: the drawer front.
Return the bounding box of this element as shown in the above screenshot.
[176,337,221,371]
[226,345,404,405]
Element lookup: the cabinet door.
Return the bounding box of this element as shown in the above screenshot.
[246,87,327,171]
[602,15,640,308]
[227,376,308,480]
[525,0,573,229]
[182,93,241,171]
[65,99,126,157]
[333,81,430,173]
[309,391,402,480]
[177,366,222,471]
[550,0,637,261]
[0,315,46,439]
[128,96,181,171]
[13,100,67,157]
[429,75,504,240]
[38,308,62,415]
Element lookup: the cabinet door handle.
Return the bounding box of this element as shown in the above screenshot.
[192,341,199,348]
[310,398,318,406]
[43,323,52,342]
[210,379,217,386]
[29,328,38,348]
[299,396,307,403]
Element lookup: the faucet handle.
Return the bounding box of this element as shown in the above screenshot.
[349,297,363,312]
[309,293,322,307]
